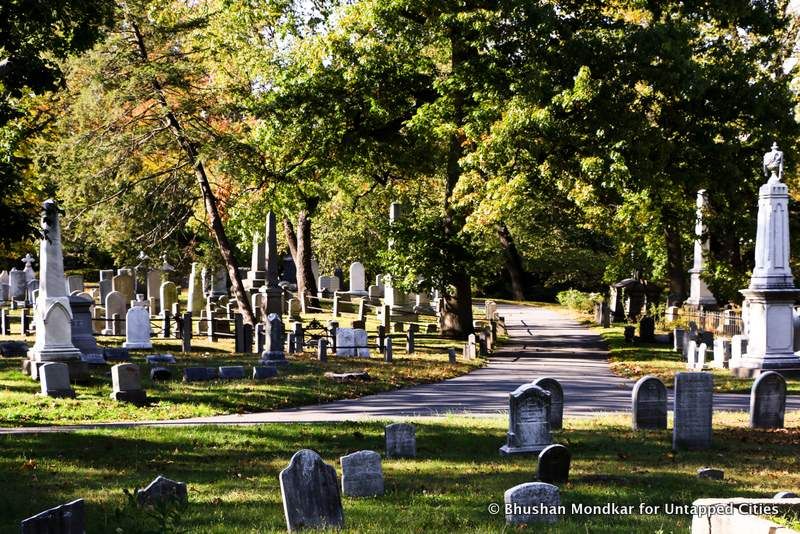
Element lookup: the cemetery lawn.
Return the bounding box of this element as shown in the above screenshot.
[2,412,799,533]
[0,337,482,427]
[599,325,800,394]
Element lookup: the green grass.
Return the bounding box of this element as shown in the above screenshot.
[1,413,799,532]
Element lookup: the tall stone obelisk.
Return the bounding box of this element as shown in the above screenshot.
[685,190,717,307]
[732,143,800,377]
[259,211,283,316]
[28,200,82,363]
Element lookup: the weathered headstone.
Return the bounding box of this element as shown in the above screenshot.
[335,327,369,357]
[21,499,85,534]
[532,377,563,430]
[103,291,126,335]
[279,449,344,532]
[111,363,147,404]
[187,262,204,314]
[340,450,384,497]
[712,338,731,369]
[219,365,245,380]
[150,367,172,381]
[261,313,286,365]
[750,371,786,429]
[631,375,667,430]
[504,482,560,526]
[639,316,656,342]
[9,268,26,302]
[536,444,571,484]
[122,306,152,349]
[112,271,135,303]
[253,366,278,379]
[385,423,416,458]
[102,347,130,361]
[348,261,367,296]
[183,367,211,382]
[499,384,552,455]
[68,294,100,357]
[39,362,75,398]
[136,475,188,506]
[673,372,713,450]
[696,342,708,369]
[673,328,685,352]
[160,281,178,316]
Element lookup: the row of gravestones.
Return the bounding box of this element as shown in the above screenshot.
[632,371,788,446]
[673,325,739,370]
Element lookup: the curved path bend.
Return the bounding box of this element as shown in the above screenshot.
[1,303,798,434]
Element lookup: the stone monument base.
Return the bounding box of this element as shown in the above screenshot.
[729,358,800,378]
[261,352,288,366]
[499,444,549,456]
[111,390,148,405]
[122,341,153,349]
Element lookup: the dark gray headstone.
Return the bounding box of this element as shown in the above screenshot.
[750,371,786,429]
[631,375,667,430]
[21,498,85,534]
[279,449,344,532]
[385,423,416,458]
[102,347,130,361]
[532,377,563,430]
[183,367,210,382]
[697,467,724,480]
[673,372,713,450]
[536,444,571,484]
[673,328,685,352]
[150,367,172,381]
[0,340,29,357]
[219,366,245,380]
[253,366,278,379]
[638,316,655,342]
[136,475,188,506]
[146,354,176,364]
[499,384,552,455]
[340,450,384,497]
[504,482,559,525]
[69,295,99,356]
[261,313,286,364]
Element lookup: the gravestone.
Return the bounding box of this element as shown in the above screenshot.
[68,294,100,357]
[187,262,204,314]
[536,444,571,484]
[697,467,724,480]
[9,268,26,301]
[122,306,152,349]
[111,363,147,404]
[685,340,697,369]
[504,482,559,526]
[287,297,301,319]
[261,313,286,365]
[631,375,667,430]
[335,327,369,357]
[750,371,786,429]
[499,384,552,455]
[219,365,245,380]
[183,367,211,382]
[150,367,172,381]
[98,278,112,304]
[21,499,85,534]
[103,291,126,335]
[673,328,685,352]
[385,423,416,458]
[712,338,731,369]
[348,261,367,296]
[66,274,84,294]
[253,366,278,379]
[112,272,135,303]
[146,354,176,365]
[673,372,713,450]
[696,342,708,369]
[340,450,384,497]
[532,377,563,430]
[137,475,188,506]
[639,316,656,342]
[103,347,130,361]
[160,281,178,316]
[0,340,28,357]
[39,362,75,398]
[279,449,344,532]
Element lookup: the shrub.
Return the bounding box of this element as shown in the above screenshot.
[556,289,603,314]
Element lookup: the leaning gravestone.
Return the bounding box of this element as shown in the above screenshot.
[536,444,571,484]
[122,306,152,349]
[340,450,384,497]
[499,383,552,455]
[21,498,85,534]
[385,423,416,458]
[137,475,188,506]
[532,377,563,430]
[504,482,560,526]
[631,375,667,430]
[673,372,713,450]
[750,371,786,429]
[39,362,75,398]
[279,449,344,532]
[110,363,147,405]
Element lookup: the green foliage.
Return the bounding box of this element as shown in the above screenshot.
[556,289,603,314]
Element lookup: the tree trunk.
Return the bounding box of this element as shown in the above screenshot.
[663,215,687,306]
[296,210,318,304]
[284,217,298,264]
[129,18,255,326]
[440,27,474,339]
[497,222,526,300]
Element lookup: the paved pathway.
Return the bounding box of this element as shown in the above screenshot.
[2,304,798,434]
